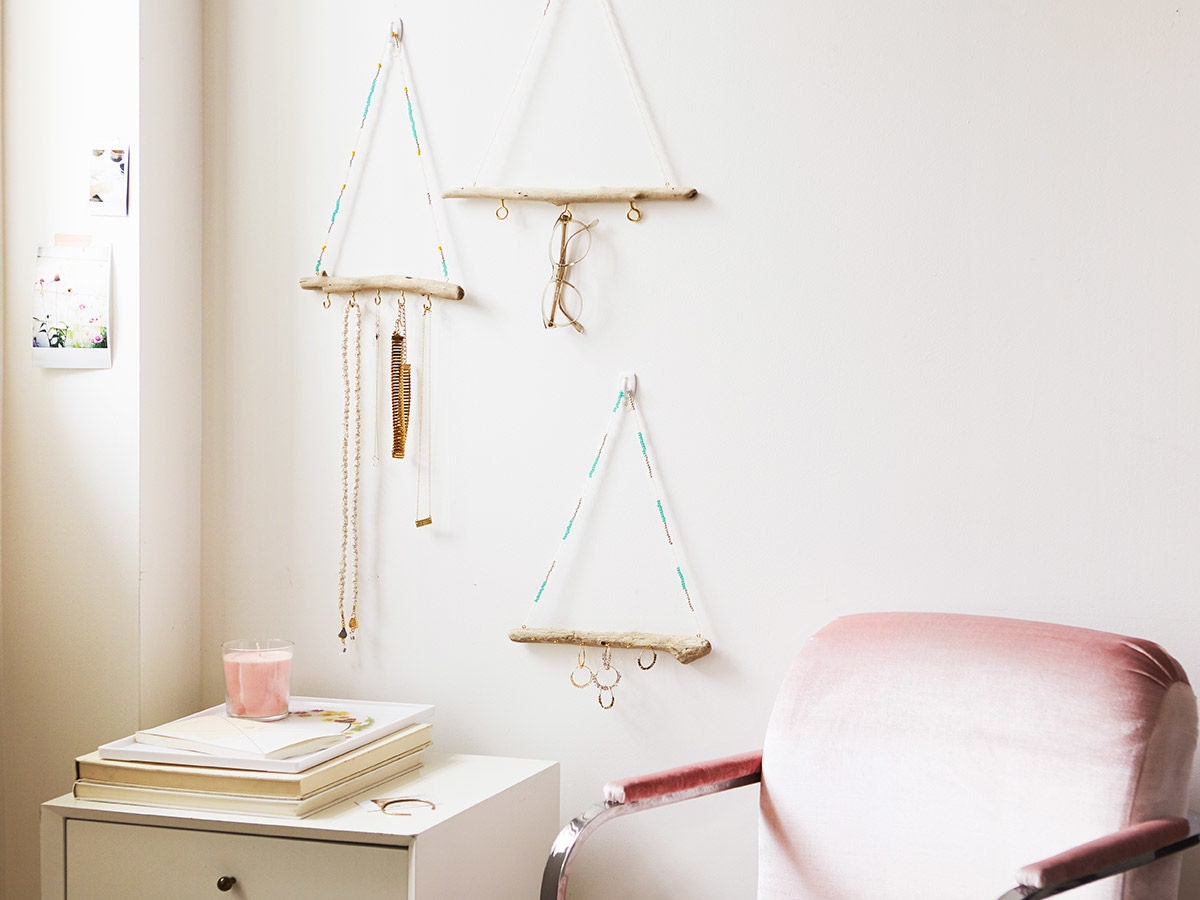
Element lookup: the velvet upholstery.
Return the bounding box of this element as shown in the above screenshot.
[604,751,762,805]
[758,613,1198,899]
[1016,817,1190,890]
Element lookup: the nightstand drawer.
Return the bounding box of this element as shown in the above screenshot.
[66,820,408,898]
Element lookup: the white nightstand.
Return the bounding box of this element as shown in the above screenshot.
[41,753,559,899]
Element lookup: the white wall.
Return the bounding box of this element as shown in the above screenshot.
[2,3,142,895]
[201,2,1200,897]
[2,2,1197,898]
[0,6,7,892]
[136,0,203,732]
[1,1,202,896]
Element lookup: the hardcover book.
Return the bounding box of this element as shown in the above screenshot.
[79,722,432,799]
[98,697,434,773]
[74,751,425,817]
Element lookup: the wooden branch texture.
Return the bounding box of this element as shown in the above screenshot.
[443,185,699,206]
[508,627,712,664]
[299,274,465,301]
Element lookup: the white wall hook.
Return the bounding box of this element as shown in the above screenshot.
[620,372,637,399]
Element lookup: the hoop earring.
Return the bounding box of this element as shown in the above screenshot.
[569,645,594,688]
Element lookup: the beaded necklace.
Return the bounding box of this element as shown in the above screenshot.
[337,297,363,647]
[306,21,459,651]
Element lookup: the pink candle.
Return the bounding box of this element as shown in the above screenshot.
[222,640,293,720]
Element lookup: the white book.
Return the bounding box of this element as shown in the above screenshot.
[134,714,350,760]
[100,697,435,773]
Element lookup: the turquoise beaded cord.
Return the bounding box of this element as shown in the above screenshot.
[315,59,382,275]
[313,24,454,283]
[526,380,702,625]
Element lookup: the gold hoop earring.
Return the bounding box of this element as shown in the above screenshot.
[569,645,594,688]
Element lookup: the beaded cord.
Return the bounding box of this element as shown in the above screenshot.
[315,60,383,275]
[527,383,701,625]
[314,25,454,283]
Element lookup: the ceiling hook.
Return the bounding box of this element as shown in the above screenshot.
[391,19,404,49]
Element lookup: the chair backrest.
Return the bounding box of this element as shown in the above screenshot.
[759,613,1198,899]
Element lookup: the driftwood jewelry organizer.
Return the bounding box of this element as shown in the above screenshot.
[440,0,710,707]
[511,375,711,709]
[296,8,714,701]
[444,0,697,337]
[300,21,463,651]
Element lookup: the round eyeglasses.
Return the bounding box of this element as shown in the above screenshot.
[541,209,596,334]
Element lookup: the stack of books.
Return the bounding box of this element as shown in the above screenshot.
[74,697,434,818]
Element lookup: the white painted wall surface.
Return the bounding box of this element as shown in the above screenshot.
[1,1,202,896]
[201,2,1200,897]
[2,3,142,896]
[0,7,7,893]
[136,0,204,732]
[0,1,1197,898]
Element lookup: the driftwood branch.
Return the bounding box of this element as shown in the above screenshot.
[443,185,699,206]
[508,627,711,665]
[299,274,465,301]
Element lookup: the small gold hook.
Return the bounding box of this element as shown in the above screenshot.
[495,198,509,220]
[422,294,432,313]
[322,294,332,310]
[348,291,358,308]
[560,204,573,223]
[374,290,382,306]
[398,290,407,309]
[627,200,642,223]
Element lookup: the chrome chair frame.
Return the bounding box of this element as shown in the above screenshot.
[542,757,1198,900]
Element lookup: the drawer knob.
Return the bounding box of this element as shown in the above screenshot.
[216,875,238,891]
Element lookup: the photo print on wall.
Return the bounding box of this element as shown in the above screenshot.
[88,145,129,216]
[32,238,112,369]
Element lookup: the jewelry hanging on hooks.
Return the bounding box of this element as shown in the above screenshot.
[337,293,363,650]
[569,646,594,688]
[391,293,411,459]
[414,294,434,527]
[299,20,462,655]
[372,290,384,465]
[593,646,622,710]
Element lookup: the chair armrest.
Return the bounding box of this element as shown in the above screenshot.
[603,750,763,805]
[997,817,1197,899]
[542,751,762,900]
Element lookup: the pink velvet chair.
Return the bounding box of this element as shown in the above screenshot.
[544,613,1200,899]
